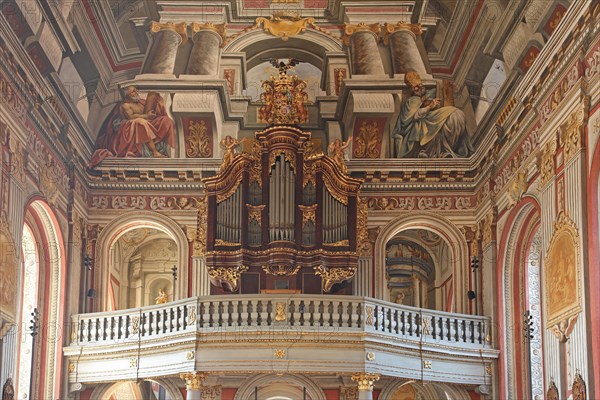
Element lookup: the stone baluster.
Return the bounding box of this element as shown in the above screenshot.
[351,373,380,400]
[383,23,428,76]
[343,23,385,76]
[180,372,206,400]
[143,22,187,74]
[186,23,227,76]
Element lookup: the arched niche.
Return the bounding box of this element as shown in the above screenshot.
[234,374,325,400]
[95,211,189,311]
[109,229,178,309]
[379,379,471,400]
[375,212,468,313]
[385,229,452,311]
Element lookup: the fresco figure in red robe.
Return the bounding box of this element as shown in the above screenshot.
[89,86,176,168]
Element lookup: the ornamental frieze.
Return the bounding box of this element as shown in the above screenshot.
[90,195,203,211]
[366,195,475,211]
[539,62,581,125]
[493,124,540,193]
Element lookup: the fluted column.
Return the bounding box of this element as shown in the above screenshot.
[186,23,226,75]
[143,22,187,74]
[351,373,380,400]
[180,372,205,400]
[343,23,385,75]
[384,23,427,75]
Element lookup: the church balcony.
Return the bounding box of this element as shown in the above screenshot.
[64,295,498,385]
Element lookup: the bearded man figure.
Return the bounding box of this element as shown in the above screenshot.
[89,86,176,167]
[393,71,473,158]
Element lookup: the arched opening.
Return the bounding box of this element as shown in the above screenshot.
[16,223,39,399]
[13,200,66,400]
[101,380,178,400]
[375,213,468,313]
[108,228,177,309]
[385,229,453,311]
[94,212,189,312]
[234,374,325,400]
[498,198,544,400]
[381,380,471,400]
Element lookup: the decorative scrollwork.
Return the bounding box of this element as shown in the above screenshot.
[185,119,211,158]
[298,204,317,225]
[356,197,369,256]
[256,12,315,41]
[207,265,248,292]
[262,264,301,276]
[314,265,356,293]
[247,204,265,224]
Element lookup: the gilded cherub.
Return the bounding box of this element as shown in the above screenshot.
[220,135,240,169]
[328,137,353,173]
[155,288,168,304]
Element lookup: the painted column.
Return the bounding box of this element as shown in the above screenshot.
[186,23,226,76]
[343,24,385,75]
[143,22,187,74]
[180,372,205,400]
[351,373,380,400]
[384,23,427,75]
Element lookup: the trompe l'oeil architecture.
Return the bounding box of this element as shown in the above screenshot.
[0,1,599,399]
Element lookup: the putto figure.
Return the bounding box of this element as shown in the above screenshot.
[89,86,176,167]
[393,71,473,158]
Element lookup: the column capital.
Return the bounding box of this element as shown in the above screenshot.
[180,372,206,390]
[150,21,188,43]
[383,22,422,45]
[342,23,381,45]
[191,22,227,44]
[351,373,380,391]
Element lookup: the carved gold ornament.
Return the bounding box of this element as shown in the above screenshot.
[150,21,187,43]
[186,119,211,158]
[383,22,422,44]
[560,105,587,162]
[366,352,375,361]
[131,316,140,335]
[188,306,197,324]
[274,349,286,358]
[68,363,75,373]
[187,196,208,257]
[186,351,195,360]
[342,23,382,45]
[547,380,559,400]
[314,265,356,293]
[262,264,301,276]
[340,386,359,400]
[544,211,581,327]
[356,197,369,256]
[423,360,432,369]
[298,204,317,225]
[180,372,206,390]
[537,138,557,186]
[507,168,528,209]
[191,22,227,44]
[248,204,265,224]
[256,13,315,41]
[485,364,492,375]
[275,302,287,321]
[351,373,380,391]
[207,265,248,292]
[572,372,586,400]
[130,358,137,368]
[365,306,374,326]
[200,385,222,400]
[260,70,309,125]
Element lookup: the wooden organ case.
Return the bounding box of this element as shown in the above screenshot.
[201,126,366,294]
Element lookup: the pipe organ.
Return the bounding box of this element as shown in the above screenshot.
[201,126,365,294]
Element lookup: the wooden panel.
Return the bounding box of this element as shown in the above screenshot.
[241,272,260,294]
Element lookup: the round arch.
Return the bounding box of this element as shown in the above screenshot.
[21,199,67,400]
[234,374,325,400]
[379,379,471,400]
[496,196,541,400]
[95,211,189,311]
[89,378,184,400]
[374,212,469,313]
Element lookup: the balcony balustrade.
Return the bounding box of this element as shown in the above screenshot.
[64,295,498,385]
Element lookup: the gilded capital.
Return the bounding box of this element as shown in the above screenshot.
[351,372,380,391]
[180,372,206,390]
[150,21,188,43]
[342,23,382,45]
[191,22,227,44]
[383,22,422,45]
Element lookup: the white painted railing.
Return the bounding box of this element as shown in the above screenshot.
[71,295,491,349]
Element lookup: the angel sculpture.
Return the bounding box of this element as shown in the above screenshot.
[328,137,353,174]
[220,135,240,169]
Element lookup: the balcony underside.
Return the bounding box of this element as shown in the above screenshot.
[64,295,498,385]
